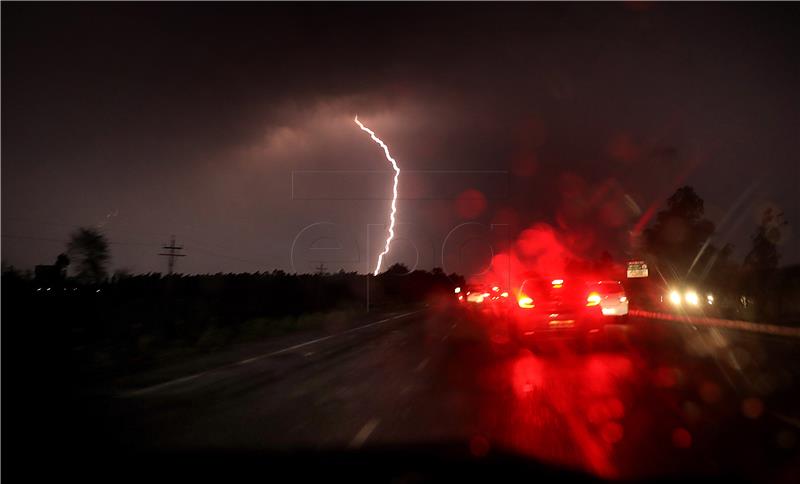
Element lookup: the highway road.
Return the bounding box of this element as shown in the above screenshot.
[15,305,800,482]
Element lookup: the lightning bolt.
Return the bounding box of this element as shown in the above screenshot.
[354,116,400,276]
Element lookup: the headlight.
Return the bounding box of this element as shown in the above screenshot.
[685,291,699,306]
[706,294,714,305]
[669,291,681,305]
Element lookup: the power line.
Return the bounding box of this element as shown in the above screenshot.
[3,233,275,271]
[158,235,186,275]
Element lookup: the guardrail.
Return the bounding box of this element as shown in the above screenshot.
[629,309,800,338]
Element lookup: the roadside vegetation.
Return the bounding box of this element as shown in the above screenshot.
[1,266,462,379]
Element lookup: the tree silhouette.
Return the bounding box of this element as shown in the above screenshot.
[744,207,787,271]
[67,227,110,283]
[383,263,410,276]
[643,186,715,278]
[55,253,70,277]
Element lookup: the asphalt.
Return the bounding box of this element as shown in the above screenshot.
[11,305,800,482]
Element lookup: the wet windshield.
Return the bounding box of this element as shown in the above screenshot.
[3,2,799,482]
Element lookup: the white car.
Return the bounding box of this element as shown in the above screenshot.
[588,281,628,317]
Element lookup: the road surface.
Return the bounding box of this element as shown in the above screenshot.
[18,306,800,481]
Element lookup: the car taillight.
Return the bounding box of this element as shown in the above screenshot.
[586,292,602,306]
[518,295,534,308]
[501,291,508,298]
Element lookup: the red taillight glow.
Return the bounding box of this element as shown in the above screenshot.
[518,295,535,308]
[551,279,564,288]
[586,292,602,306]
[501,291,509,297]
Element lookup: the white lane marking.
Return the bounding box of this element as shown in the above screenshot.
[349,418,380,448]
[414,357,430,372]
[123,372,208,397]
[123,309,424,397]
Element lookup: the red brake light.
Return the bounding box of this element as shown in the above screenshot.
[551,279,564,288]
[586,292,601,306]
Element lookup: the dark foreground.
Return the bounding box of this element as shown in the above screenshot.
[7,305,800,483]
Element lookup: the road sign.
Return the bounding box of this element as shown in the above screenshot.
[627,260,648,278]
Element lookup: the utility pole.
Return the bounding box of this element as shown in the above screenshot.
[159,235,186,275]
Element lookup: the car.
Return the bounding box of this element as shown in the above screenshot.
[512,277,606,344]
[660,285,718,315]
[587,280,629,319]
[455,284,511,307]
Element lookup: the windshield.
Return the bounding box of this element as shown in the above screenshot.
[3,2,799,482]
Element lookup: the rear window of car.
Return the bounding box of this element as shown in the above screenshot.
[589,281,625,295]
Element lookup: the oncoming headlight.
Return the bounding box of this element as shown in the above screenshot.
[669,290,681,305]
[685,291,699,306]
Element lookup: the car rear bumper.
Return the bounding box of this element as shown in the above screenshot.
[512,307,605,336]
[601,301,629,316]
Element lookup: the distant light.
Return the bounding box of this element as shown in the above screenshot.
[458,295,464,301]
[518,296,534,308]
[619,296,628,303]
[669,291,681,305]
[586,292,602,306]
[501,292,509,298]
[454,287,461,294]
[36,288,42,292]
[685,291,699,306]
[46,287,51,291]
[492,286,500,292]
[551,279,564,288]
[96,289,101,293]
[483,292,490,297]
[706,294,714,304]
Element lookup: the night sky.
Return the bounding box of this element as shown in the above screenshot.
[3,2,799,275]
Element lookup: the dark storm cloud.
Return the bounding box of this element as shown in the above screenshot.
[3,3,799,274]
